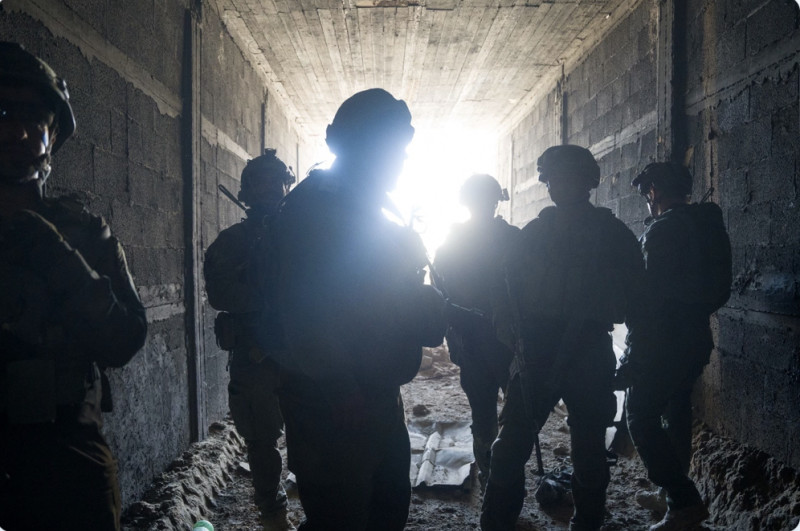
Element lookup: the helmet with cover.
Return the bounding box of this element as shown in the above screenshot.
[536,145,600,189]
[631,161,693,199]
[325,88,414,157]
[238,148,295,206]
[459,173,507,207]
[0,42,75,154]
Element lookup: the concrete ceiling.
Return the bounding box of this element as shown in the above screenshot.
[211,0,642,143]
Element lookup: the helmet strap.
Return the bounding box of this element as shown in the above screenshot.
[32,153,52,182]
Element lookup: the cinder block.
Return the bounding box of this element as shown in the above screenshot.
[93,148,129,200]
[50,138,94,194]
[746,1,798,58]
[769,198,800,246]
[771,103,800,159]
[129,162,158,209]
[750,73,799,122]
[716,89,750,134]
[126,86,156,134]
[732,244,800,316]
[740,316,798,372]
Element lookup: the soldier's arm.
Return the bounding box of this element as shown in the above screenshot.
[79,232,147,367]
[4,210,146,367]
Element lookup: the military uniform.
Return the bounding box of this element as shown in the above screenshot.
[623,201,731,513]
[482,201,643,531]
[0,198,147,531]
[204,208,289,519]
[435,216,519,486]
[275,170,445,531]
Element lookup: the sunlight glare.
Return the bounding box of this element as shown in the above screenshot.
[391,127,498,257]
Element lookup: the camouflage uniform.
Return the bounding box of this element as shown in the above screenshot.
[204,207,289,519]
[0,198,147,530]
[275,168,446,531]
[482,145,644,531]
[622,200,731,515]
[435,215,519,486]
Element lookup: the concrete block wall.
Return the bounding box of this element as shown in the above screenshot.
[683,0,800,468]
[500,0,800,471]
[1,0,311,507]
[499,89,561,225]
[500,0,657,230]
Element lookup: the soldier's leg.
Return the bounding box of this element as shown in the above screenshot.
[480,375,535,531]
[663,388,693,475]
[460,358,502,486]
[229,358,287,516]
[562,334,616,530]
[626,366,703,510]
[281,384,374,530]
[366,400,412,531]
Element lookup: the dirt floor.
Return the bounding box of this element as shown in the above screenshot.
[203,349,668,531]
[125,348,800,530]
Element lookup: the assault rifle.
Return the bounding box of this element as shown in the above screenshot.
[426,257,488,327]
[505,272,545,476]
[699,186,715,203]
[218,184,247,211]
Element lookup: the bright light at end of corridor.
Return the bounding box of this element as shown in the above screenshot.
[391,127,498,257]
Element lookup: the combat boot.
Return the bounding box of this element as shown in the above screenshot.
[649,502,709,531]
[260,508,296,531]
[635,487,667,514]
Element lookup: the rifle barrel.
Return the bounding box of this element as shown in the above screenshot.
[218,184,247,211]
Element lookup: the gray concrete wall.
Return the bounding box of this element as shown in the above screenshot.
[684,0,800,468]
[500,0,800,470]
[1,0,311,507]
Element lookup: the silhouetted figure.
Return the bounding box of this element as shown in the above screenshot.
[204,149,296,531]
[481,145,643,531]
[275,88,446,530]
[617,162,731,531]
[0,42,147,530]
[434,173,518,489]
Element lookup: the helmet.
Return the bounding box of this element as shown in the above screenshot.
[238,149,295,205]
[325,88,414,156]
[459,173,506,206]
[537,145,600,189]
[632,162,693,198]
[0,42,75,154]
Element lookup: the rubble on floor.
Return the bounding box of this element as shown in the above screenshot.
[122,422,246,531]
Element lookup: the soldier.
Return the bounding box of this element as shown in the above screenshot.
[616,162,731,531]
[204,149,296,530]
[275,88,447,530]
[0,42,147,530]
[434,173,519,490]
[481,145,644,531]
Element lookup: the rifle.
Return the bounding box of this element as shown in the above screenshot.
[699,186,714,203]
[218,184,247,211]
[504,271,545,476]
[426,257,487,326]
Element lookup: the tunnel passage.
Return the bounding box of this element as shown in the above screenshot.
[0,0,798,526]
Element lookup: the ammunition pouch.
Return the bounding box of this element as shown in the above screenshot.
[214,311,287,364]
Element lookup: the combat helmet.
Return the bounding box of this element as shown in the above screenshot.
[632,161,693,198]
[537,145,600,189]
[325,88,414,156]
[459,173,508,207]
[0,42,75,154]
[238,148,296,206]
